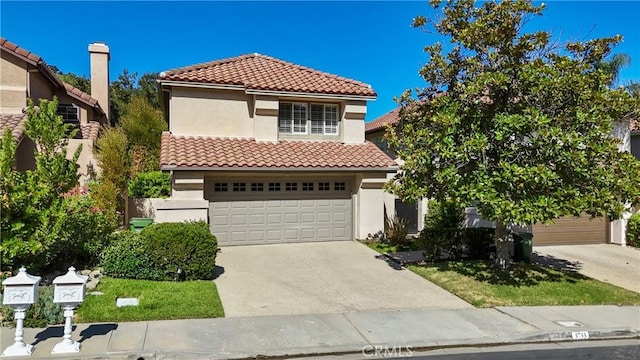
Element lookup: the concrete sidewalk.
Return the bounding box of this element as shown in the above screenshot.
[1,306,638,359]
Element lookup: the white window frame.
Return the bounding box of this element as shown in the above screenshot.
[278,102,340,136]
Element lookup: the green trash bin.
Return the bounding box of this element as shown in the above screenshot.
[513,232,533,263]
[129,217,154,232]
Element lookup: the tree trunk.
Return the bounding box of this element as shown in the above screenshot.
[494,221,512,270]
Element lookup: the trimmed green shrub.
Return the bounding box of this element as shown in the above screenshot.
[627,213,640,248]
[417,199,466,260]
[139,221,217,281]
[416,199,495,261]
[128,171,170,198]
[465,228,495,260]
[101,222,218,281]
[1,286,63,327]
[101,231,162,280]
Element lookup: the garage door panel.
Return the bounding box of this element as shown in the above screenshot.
[533,215,607,246]
[301,213,315,223]
[267,230,281,241]
[333,227,348,238]
[284,229,299,240]
[301,228,315,240]
[208,178,353,245]
[284,213,298,223]
[249,214,265,225]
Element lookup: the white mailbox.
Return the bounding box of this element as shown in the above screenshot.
[2,267,41,309]
[1,267,41,357]
[53,266,88,307]
[51,267,88,354]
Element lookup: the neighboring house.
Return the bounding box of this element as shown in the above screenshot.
[365,108,633,246]
[0,38,110,183]
[156,53,397,245]
[365,108,428,233]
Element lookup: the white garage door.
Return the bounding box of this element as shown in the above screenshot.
[205,178,353,245]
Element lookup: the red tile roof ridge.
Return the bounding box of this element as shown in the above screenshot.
[161,53,372,89]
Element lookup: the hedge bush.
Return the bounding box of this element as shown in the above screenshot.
[101,231,162,280]
[139,221,217,281]
[128,171,170,198]
[416,199,495,261]
[627,213,640,248]
[101,221,218,281]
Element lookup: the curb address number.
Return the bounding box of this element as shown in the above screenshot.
[571,331,589,340]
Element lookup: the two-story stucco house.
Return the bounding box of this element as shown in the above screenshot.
[366,108,635,246]
[0,38,110,183]
[156,54,397,245]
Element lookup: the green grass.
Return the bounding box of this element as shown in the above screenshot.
[77,277,224,322]
[409,261,640,307]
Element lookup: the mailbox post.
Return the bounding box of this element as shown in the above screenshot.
[51,267,88,354]
[1,267,41,357]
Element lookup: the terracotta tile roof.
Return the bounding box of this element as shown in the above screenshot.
[160,133,396,170]
[1,38,104,115]
[0,38,42,63]
[365,108,400,134]
[160,53,376,97]
[76,121,102,141]
[63,83,101,109]
[0,113,27,141]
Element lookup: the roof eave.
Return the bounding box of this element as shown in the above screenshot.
[158,80,377,101]
[161,165,398,172]
[64,91,104,116]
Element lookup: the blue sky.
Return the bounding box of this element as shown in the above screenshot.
[1,1,639,121]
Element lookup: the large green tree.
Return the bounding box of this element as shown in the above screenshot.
[387,0,640,268]
[1,98,118,272]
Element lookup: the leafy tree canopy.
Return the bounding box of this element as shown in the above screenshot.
[387,0,640,259]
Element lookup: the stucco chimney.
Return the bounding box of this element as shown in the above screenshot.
[88,42,110,121]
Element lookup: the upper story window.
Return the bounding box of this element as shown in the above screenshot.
[57,104,80,124]
[279,102,339,135]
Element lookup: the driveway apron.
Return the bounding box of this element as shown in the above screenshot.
[533,244,640,293]
[214,241,472,317]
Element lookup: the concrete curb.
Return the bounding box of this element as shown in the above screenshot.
[129,328,640,360]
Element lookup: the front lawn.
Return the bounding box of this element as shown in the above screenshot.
[409,261,640,307]
[77,277,224,322]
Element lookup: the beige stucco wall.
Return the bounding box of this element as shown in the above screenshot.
[0,51,27,113]
[355,173,389,239]
[28,71,54,104]
[253,95,279,142]
[342,101,366,144]
[89,43,110,120]
[170,87,254,137]
[154,199,209,223]
[67,139,99,184]
[167,86,369,144]
[171,171,205,199]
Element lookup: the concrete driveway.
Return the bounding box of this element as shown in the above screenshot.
[533,244,640,293]
[214,241,472,317]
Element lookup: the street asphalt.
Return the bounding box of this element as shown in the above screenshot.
[1,305,638,359]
